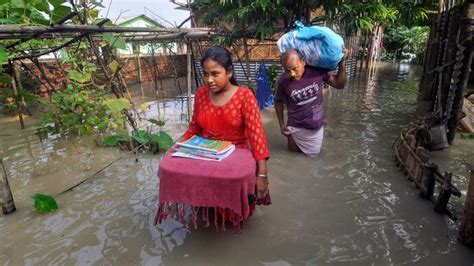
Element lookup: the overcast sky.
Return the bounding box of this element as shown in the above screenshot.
[98,0,191,27]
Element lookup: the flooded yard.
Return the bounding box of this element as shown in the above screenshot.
[1,62,473,265]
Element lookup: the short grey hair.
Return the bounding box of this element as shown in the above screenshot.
[280,49,305,67]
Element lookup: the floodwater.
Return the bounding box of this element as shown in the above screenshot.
[1,62,473,265]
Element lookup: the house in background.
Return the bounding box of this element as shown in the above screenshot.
[113,14,182,56]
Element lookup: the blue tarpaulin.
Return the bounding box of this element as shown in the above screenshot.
[256,62,274,110]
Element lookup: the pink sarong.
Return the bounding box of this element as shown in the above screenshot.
[155,148,269,232]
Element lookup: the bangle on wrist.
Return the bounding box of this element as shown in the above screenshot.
[257,174,268,179]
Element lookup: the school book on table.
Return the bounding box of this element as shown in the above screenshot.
[172,135,235,161]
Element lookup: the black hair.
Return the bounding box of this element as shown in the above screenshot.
[201,46,238,86]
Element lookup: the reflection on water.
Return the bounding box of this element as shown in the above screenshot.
[1,63,474,265]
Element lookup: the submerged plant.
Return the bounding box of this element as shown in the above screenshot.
[102,121,173,153]
[40,86,129,136]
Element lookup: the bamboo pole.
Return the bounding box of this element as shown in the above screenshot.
[459,163,474,248]
[150,45,160,99]
[0,25,213,35]
[136,53,144,98]
[12,62,31,116]
[9,61,24,129]
[186,39,192,121]
[0,159,16,214]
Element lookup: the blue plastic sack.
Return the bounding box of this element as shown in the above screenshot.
[277,21,344,70]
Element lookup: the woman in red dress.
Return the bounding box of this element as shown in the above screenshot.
[181,46,270,205]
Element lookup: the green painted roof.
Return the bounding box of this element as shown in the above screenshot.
[116,15,163,28]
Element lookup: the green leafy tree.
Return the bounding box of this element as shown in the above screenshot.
[384,26,429,61]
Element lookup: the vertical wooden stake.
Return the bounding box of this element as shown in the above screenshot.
[434,172,453,214]
[136,54,144,98]
[9,61,24,129]
[186,39,192,121]
[420,163,436,199]
[0,159,16,214]
[459,164,474,248]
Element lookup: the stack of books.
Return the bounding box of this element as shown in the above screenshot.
[172,135,235,161]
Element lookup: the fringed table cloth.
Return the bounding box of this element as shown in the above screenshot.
[156,148,268,232]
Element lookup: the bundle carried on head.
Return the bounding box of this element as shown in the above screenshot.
[277,21,344,70]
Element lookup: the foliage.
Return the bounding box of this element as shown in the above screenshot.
[0,88,39,114]
[0,0,107,73]
[265,65,280,93]
[196,0,440,38]
[102,132,130,146]
[33,193,58,213]
[133,130,173,151]
[104,98,130,113]
[0,46,8,72]
[102,127,173,153]
[0,72,40,114]
[102,33,127,50]
[0,0,71,26]
[37,48,131,135]
[148,118,166,127]
[322,1,398,34]
[198,0,275,40]
[384,26,429,62]
[0,0,173,156]
[460,133,474,140]
[196,0,321,41]
[41,86,112,135]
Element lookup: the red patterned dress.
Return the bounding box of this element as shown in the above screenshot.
[182,86,270,161]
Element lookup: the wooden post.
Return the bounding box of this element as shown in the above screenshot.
[459,163,474,247]
[446,2,474,143]
[434,172,453,214]
[9,61,24,129]
[405,134,416,177]
[186,39,192,121]
[420,163,436,199]
[136,54,144,98]
[12,62,32,116]
[0,159,16,214]
[150,45,160,99]
[365,28,376,69]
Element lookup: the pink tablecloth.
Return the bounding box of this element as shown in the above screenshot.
[155,148,265,232]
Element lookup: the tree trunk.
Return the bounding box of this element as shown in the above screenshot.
[242,37,254,91]
[459,164,474,248]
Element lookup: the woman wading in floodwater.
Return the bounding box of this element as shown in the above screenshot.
[156,46,271,231]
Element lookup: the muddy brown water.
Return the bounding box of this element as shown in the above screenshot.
[1,62,473,265]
